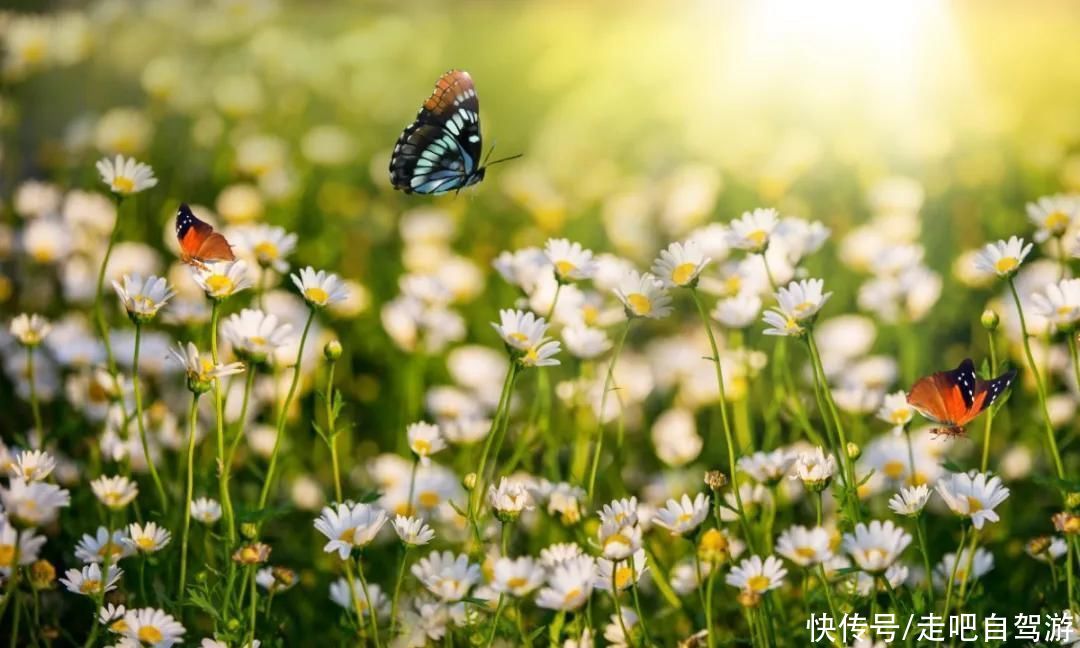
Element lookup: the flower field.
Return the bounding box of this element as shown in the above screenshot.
[2,2,1080,647]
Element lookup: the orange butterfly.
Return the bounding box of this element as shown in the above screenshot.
[175,204,235,270]
[906,358,1016,437]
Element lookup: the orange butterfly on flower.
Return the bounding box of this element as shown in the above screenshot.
[175,203,235,270]
[906,358,1016,437]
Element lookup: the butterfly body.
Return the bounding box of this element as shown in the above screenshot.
[389,69,509,195]
[906,358,1016,437]
[176,204,235,269]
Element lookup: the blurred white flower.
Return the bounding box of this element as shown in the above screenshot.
[652,240,710,288]
[842,520,911,573]
[112,274,174,322]
[95,155,157,195]
[291,266,349,308]
[193,260,252,300]
[653,493,709,536]
[726,555,787,593]
[727,208,779,253]
[1026,194,1078,242]
[614,270,672,319]
[9,313,51,347]
[313,502,389,559]
[888,484,931,517]
[974,236,1032,278]
[545,238,596,282]
[776,525,833,566]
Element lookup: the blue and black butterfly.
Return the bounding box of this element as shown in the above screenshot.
[389,69,518,195]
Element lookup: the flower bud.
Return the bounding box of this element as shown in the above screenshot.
[846,442,861,460]
[704,470,729,491]
[241,522,258,540]
[1066,492,1080,512]
[698,528,730,565]
[463,472,478,491]
[1026,536,1052,556]
[324,339,343,361]
[29,560,55,590]
[981,309,999,331]
[1053,511,1080,535]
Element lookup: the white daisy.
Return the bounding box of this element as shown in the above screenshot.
[1,478,70,526]
[74,527,134,564]
[1026,194,1078,242]
[888,484,931,517]
[544,238,597,282]
[738,448,795,485]
[487,477,534,518]
[234,223,298,273]
[407,421,446,465]
[536,555,595,611]
[9,313,51,347]
[776,526,833,567]
[775,278,832,322]
[790,447,837,490]
[595,549,648,594]
[935,471,1010,530]
[973,236,1033,278]
[562,326,611,359]
[313,502,389,559]
[652,493,709,536]
[391,515,435,546]
[725,555,787,593]
[126,522,171,554]
[169,342,245,393]
[0,520,46,575]
[761,308,804,337]
[842,520,911,573]
[190,497,222,524]
[598,497,639,528]
[1030,278,1080,331]
[60,563,123,596]
[651,240,710,288]
[712,293,762,329]
[932,547,994,590]
[727,208,779,253]
[598,521,643,561]
[491,556,545,597]
[491,309,548,352]
[11,449,55,482]
[121,607,186,647]
[220,309,293,363]
[112,274,174,323]
[329,578,387,617]
[411,551,481,601]
[876,391,914,427]
[539,542,584,569]
[614,270,672,319]
[192,260,251,300]
[96,155,158,195]
[291,266,349,307]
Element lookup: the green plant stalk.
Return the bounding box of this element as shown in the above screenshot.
[222,367,257,511]
[353,556,382,648]
[1007,278,1065,478]
[25,348,42,441]
[246,566,258,647]
[259,308,316,508]
[806,331,861,522]
[587,319,631,502]
[914,516,934,604]
[704,567,717,648]
[942,525,968,617]
[325,357,342,502]
[178,393,200,604]
[208,302,235,544]
[470,362,517,523]
[981,330,999,472]
[131,323,168,513]
[630,578,652,646]
[388,545,411,639]
[92,198,128,392]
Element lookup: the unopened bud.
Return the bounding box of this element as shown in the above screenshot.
[29,560,55,589]
[1026,536,1053,556]
[1053,511,1080,535]
[704,470,728,491]
[463,472,478,491]
[981,309,999,331]
[324,339,343,361]
[241,522,258,540]
[1065,492,1080,512]
[846,442,861,460]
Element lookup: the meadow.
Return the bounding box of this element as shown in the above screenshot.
[1,1,1080,646]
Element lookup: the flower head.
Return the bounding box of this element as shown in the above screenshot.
[391,515,435,546]
[888,484,931,517]
[614,270,672,319]
[842,520,911,573]
[1,478,70,527]
[491,556,546,597]
[775,278,832,322]
[727,208,779,253]
[113,274,175,323]
[121,606,186,647]
[169,342,245,393]
[1030,278,1080,332]
[487,477,534,521]
[233,542,272,565]
[91,475,139,510]
[10,313,51,347]
[712,293,762,329]
[935,471,1010,530]
[126,522,171,554]
[726,555,787,594]
[220,308,293,363]
[790,447,837,491]
[191,497,222,524]
[776,526,833,567]
[60,563,123,597]
[974,236,1033,279]
[11,449,55,482]
[876,391,914,428]
[96,155,157,195]
[313,502,388,559]
[1026,194,1078,242]
[536,555,596,611]
[652,493,710,536]
[652,240,710,288]
[411,550,481,601]
[291,266,349,308]
[545,238,597,282]
[192,260,252,300]
[563,326,611,359]
[235,223,298,273]
[407,421,446,465]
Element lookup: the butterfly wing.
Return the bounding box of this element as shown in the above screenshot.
[390,69,483,195]
[195,232,236,263]
[907,359,980,426]
[963,367,1017,422]
[176,204,213,260]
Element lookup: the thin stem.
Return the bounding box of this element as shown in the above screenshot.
[691,288,756,550]
[388,546,411,639]
[610,560,631,648]
[246,566,258,647]
[354,557,383,648]
[259,309,316,509]
[209,302,235,544]
[630,579,652,646]
[943,525,968,617]
[223,367,257,510]
[325,358,342,502]
[705,568,717,648]
[807,331,861,522]
[914,517,934,604]
[178,393,200,603]
[471,362,517,523]
[132,323,167,513]
[981,330,999,472]
[1007,278,1065,479]
[587,319,631,502]
[26,348,42,440]
[816,564,840,625]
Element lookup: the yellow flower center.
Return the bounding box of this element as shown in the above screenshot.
[21,40,46,64]
[31,246,56,263]
[723,275,742,297]
[671,262,698,286]
[582,305,599,326]
[615,566,633,589]
[98,542,122,558]
[746,575,771,592]
[338,527,356,544]
[883,460,906,479]
[412,439,432,455]
[112,176,135,194]
[1045,211,1070,233]
[966,496,983,513]
[604,533,630,549]
[523,347,540,365]
[254,241,279,261]
[138,625,164,644]
[865,548,887,563]
[206,275,234,296]
[418,491,440,508]
[507,576,528,589]
[793,301,815,316]
[132,295,156,313]
[508,331,529,344]
[240,546,261,562]
[249,335,267,346]
[889,409,911,424]
[136,536,156,550]
[555,260,576,277]
[563,587,582,606]
[795,546,818,560]
[0,545,14,567]
[747,230,768,246]
[994,257,1019,274]
[627,293,652,316]
[676,512,693,524]
[110,620,128,633]
[304,286,329,304]
[80,579,101,594]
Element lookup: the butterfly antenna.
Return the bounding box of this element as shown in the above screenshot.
[482,142,497,167]
[486,153,524,167]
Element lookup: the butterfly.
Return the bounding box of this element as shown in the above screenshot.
[906,358,1017,437]
[389,69,519,195]
[175,203,235,270]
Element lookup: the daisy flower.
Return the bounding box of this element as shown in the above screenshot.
[712,293,762,329]
[598,521,643,561]
[776,526,833,567]
[491,556,546,597]
[60,563,123,596]
[614,270,672,319]
[234,223,298,273]
[120,607,186,647]
[233,543,272,565]
[192,260,251,300]
[888,484,931,517]
[112,274,174,323]
[491,309,548,351]
[544,238,597,282]
[256,566,298,593]
[519,338,561,368]
[932,547,994,590]
[74,527,133,564]
[876,391,914,428]
[1026,194,1078,242]
[91,475,139,511]
[651,240,710,288]
[169,342,245,394]
[974,236,1033,278]
[603,607,639,648]
[126,522,171,554]
[11,449,55,482]
[539,542,584,569]
[220,309,293,363]
[775,278,832,322]
[762,308,804,337]
[598,497,639,528]
[1,478,70,526]
[487,477,534,519]
[391,515,435,546]
[1030,278,1080,332]
[536,555,596,611]
[407,421,446,465]
[738,448,795,485]
[595,549,648,592]
[411,551,481,601]
[562,326,611,360]
[842,520,912,573]
[0,521,46,575]
[1025,536,1068,563]
[652,493,710,536]
[727,208,779,253]
[313,502,388,559]
[9,313,51,347]
[291,266,349,307]
[935,471,1010,529]
[329,578,387,617]
[96,155,158,195]
[790,447,837,491]
[190,497,222,524]
[725,555,787,593]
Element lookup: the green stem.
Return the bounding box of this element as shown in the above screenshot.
[132,323,167,513]
[259,309,316,509]
[631,579,652,647]
[222,367,257,512]
[806,331,861,522]
[354,557,382,648]
[587,319,631,502]
[915,517,934,604]
[209,302,235,544]
[1007,278,1065,479]
[26,348,42,440]
[246,566,258,647]
[981,330,999,472]
[943,525,968,617]
[388,546,411,639]
[471,362,519,526]
[178,393,200,603]
[325,358,342,502]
